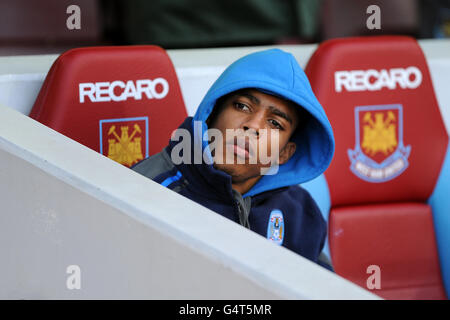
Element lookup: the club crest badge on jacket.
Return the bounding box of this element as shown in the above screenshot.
[267,209,284,245]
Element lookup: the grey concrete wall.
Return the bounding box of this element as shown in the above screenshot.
[0,105,378,299]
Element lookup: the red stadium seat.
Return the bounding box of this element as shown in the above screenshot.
[30,45,187,167]
[305,36,448,299]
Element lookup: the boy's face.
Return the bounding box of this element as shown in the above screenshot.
[208,89,299,184]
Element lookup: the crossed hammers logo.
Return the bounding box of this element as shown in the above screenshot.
[108,123,142,143]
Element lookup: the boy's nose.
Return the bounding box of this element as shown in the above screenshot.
[242,113,264,137]
[243,125,259,137]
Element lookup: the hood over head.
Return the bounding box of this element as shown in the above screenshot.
[192,48,335,197]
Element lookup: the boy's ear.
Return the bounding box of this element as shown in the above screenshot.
[278,142,296,165]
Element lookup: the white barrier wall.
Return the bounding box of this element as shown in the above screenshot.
[0,105,378,299]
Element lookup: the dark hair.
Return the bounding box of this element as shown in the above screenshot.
[205,92,230,127]
[289,103,309,141]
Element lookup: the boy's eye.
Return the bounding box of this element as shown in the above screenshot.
[269,119,283,130]
[234,102,250,112]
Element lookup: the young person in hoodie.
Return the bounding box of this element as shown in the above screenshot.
[132,49,335,270]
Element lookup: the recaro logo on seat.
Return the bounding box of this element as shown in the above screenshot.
[335,67,422,92]
[79,78,169,103]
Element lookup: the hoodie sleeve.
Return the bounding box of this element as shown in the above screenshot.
[131,147,174,179]
[318,242,334,272]
[300,186,334,272]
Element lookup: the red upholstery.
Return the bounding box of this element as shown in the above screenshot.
[30,45,187,167]
[305,36,448,206]
[305,36,448,299]
[330,203,446,300]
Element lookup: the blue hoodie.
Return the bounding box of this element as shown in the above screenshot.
[133,49,335,269]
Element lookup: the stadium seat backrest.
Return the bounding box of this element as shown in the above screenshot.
[305,36,449,299]
[30,45,187,167]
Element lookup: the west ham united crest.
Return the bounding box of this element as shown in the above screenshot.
[267,209,284,245]
[348,104,411,182]
[99,117,149,167]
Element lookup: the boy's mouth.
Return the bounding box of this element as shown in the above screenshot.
[228,136,255,160]
[233,143,249,159]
